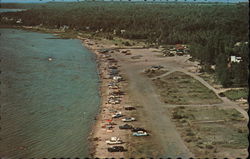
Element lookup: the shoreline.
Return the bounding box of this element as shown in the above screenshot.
[81,38,129,158]
[85,49,101,157]
[83,42,104,157]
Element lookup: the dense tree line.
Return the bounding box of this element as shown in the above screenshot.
[0,2,248,87]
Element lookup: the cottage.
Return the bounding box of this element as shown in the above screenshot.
[234,42,242,47]
[120,30,126,34]
[230,56,242,63]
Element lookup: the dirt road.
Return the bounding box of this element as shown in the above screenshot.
[114,55,193,158]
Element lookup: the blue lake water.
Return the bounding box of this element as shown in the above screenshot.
[0,29,100,158]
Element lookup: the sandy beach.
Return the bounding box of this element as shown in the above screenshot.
[82,39,131,158]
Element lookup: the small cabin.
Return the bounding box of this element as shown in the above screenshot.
[230,56,242,63]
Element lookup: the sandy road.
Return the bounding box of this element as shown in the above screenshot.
[114,55,193,158]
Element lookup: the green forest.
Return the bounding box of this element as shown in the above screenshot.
[0,2,249,87]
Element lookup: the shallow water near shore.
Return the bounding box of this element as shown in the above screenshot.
[0,9,26,13]
[0,29,100,158]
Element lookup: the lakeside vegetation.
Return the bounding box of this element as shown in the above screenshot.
[0,2,248,88]
[222,89,248,101]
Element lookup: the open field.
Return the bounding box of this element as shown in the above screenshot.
[152,71,222,105]
[169,106,248,158]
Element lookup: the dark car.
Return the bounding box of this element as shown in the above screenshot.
[108,66,118,69]
[124,106,136,110]
[131,127,147,132]
[112,114,123,118]
[98,49,110,54]
[219,92,225,97]
[107,146,126,152]
[119,124,133,129]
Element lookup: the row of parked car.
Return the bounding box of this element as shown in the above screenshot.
[101,50,149,153]
[106,105,149,152]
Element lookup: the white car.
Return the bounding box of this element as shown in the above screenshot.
[106,137,123,145]
[122,117,136,122]
[108,99,121,104]
[132,131,149,136]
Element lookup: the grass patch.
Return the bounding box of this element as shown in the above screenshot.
[199,72,220,87]
[170,106,248,158]
[223,89,248,101]
[153,71,221,105]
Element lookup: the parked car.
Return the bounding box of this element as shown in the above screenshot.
[131,127,147,132]
[106,137,123,145]
[151,65,163,69]
[112,113,123,118]
[108,66,117,69]
[107,146,126,152]
[108,122,117,125]
[119,124,133,129]
[121,50,128,54]
[219,92,225,97]
[122,117,136,122]
[98,49,110,54]
[132,131,149,137]
[106,125,113,129]
[124,106,136,110]
[112,114,121,118]
[108,99,121,104]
